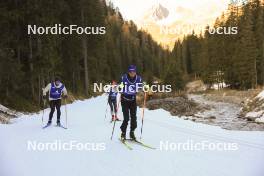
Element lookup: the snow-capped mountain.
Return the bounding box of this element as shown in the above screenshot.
[136,2,227,49]
[137,3,195,49]
[149,3,169,21]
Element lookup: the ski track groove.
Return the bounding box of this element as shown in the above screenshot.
[147,117,264,150]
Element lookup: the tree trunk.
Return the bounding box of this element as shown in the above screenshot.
[82,37,89,96]
[29,35,35,99]
[81,9,89,96]
[6,75,9,97]
[263,41,264,86]
[37,37,42,106]
[17,46,20,64]
[38,74,41,107]
[72,71,75,93]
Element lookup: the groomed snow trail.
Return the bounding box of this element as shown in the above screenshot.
[0,95,264,176]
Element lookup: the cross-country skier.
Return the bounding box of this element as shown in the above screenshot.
[108,80,120,122]
[43,77,67,126]
[120,65,142,141]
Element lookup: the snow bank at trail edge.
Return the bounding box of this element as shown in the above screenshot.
[0,104,20,124]
[0,95,264,176]
[243,90,264,123]
[256,90,264,100]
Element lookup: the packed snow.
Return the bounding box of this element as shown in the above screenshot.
[245,89,264,123]
[0,104,20,116]
[246,111,264,118]
[0,95,264,176]
[256,90,264,100]
[0,104,9,112]
[211,82,228,90]
[255,117,264,123]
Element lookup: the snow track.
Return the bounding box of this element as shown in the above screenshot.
[0,95,264,176]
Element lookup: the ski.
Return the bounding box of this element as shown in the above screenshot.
[42,124,51,129]
[42,124,67,129]
[110,119,121,123]
[56,125,67,129]
[127,139,156,150]
[119,138,133,150]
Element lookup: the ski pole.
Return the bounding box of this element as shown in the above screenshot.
[110,118,117,140]
[111,94,121,140]
[104,100,109,120]
[41,99,46,126]
[64,98,68,129]
[116,94,121,118]
[140,92,147,140]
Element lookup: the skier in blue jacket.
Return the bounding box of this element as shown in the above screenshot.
[120,65,143,141]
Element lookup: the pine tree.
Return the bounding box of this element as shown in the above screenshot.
[234,3,258,89]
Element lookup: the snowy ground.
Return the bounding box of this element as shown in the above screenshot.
[1,95,264,176]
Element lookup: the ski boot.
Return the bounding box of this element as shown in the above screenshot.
[115,115,120,121]
[121,132,126,142]
[43,121,52,128]
[111,115,115,122]
[42,121,51,129]
[56,121,61,127]
[47,121,52,126]
[130,131,136,141]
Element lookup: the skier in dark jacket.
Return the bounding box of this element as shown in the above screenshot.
[43,77,67,126]
[120,65,142,141]
[108,80,120,121]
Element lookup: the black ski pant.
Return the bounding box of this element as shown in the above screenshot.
[108,98,117,115]
[120,99,137,133]
[48,99,61,123]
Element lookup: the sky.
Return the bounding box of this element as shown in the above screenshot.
[110,0,231,23]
